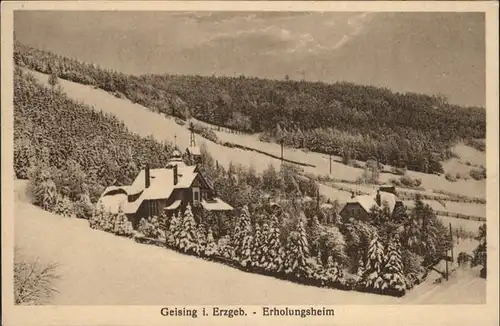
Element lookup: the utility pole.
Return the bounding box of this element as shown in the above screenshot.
[280,139,284,164]
[329,154,332,174]
[445,257,449,281]
[189,122,196,147]
[449,222,454,262]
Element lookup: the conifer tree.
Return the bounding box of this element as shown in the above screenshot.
[169,212,181,247]
[283,218,311,279]
[261,214,285,273]
[363,234,388,290]
[356,254,366,282]
[89,202,105,229]
[233,205,253,264]
[258,222,270,266]
[382,235,406,292]
[309,215,323,256]
[113,205,131,236]
[100,208,113,232]
[204,227,218,257]
[472,223,487,278]
[197,223,207,254]
[251,223,263,268]
[177,205,199,254]
[316,249,323,266]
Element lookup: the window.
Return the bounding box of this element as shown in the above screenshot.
[193,187,200,205]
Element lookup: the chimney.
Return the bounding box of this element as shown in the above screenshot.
[375,190,381,207]
[145,163,151,188]
[173,164,178,186]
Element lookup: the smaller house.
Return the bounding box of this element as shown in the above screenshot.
[339,186,404,222]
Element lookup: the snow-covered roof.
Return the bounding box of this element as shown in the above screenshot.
[348,191,398,214]
[98,165,199,215]
[99,193,127,214]
[165,199,182,210]
[187,146,201,156]
[201,198,233,211]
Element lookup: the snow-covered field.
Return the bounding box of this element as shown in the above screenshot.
[14,180,485,305]
[22,68,486,200]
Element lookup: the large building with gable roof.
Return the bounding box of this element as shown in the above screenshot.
[97,147,233,228]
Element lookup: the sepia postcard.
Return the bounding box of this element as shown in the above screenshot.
[1,1,499,326]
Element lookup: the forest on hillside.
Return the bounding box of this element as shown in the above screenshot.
[13,66,487,295]
[14,42,486,174]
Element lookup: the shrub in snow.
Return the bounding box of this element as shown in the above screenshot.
[217,235,235,259]
[74,193,94,219]
[324,255,344,285]
[37,179,57,211]
[138,216,163,239]
[472,223,487,278]
[53,194,74,218]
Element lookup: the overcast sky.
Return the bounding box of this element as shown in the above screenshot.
[15,11,485,107]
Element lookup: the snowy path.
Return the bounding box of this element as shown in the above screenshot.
[14,181,485,305]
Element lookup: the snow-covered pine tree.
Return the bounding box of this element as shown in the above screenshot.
[169,211,181,247]
[258,222,270,266]
[382,235,406,293]
[233,205,253,264]
[283,218,311,279]
[89,202,105,229]
[101,208,114,232]
[250,223,263,269]
[363,234,388,291]
[150,216,161,238]
[177,205,199,254]
[309,215,323,256]
[113,205,125,235]
[138,218,149,236]
[204,227,218,257]
[316,250,323,266]
[356,254,366,282]
[123,219,134,237]
[261,214,285,273]
[197,223,207,254]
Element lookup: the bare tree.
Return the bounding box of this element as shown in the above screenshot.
[14,249,60,305]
